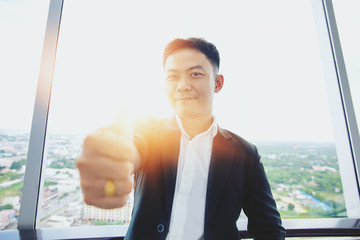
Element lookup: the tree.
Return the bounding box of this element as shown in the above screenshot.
[288,203,295,211]
[10,161,22,171]
[0,204,13,211]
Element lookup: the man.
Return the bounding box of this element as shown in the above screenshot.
[77,38,286,239]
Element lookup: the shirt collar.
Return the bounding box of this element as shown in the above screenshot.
[175,115,218,140]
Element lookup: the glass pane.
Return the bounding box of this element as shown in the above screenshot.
[38,0,353,230]
[0,1,49,231]
[332,0,360,140]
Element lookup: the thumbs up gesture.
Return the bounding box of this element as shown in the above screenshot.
[76,108,137,209]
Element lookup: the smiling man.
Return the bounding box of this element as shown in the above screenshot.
[164,44,223,138]
[77,38,286,240]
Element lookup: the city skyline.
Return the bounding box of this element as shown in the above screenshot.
[0,129,347,230]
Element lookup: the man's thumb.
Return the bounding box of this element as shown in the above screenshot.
[110,104,133,141]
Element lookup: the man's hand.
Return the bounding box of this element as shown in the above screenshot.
[76,111,136,209]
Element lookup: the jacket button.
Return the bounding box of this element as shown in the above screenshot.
[157,224,164,233]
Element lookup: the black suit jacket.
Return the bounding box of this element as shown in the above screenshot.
[125,117,285,240]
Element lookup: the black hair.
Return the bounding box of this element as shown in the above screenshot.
[163,38,220,72]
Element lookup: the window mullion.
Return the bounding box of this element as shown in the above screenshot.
[322,0,360,197]
[17,0,64,230]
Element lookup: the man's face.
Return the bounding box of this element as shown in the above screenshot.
[164,48,222,119]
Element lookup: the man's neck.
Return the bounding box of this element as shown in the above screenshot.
[178,114,213,139]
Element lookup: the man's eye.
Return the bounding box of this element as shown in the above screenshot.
[166,75,178,81]
[191,72,203,78]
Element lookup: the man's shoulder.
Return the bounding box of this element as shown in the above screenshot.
[133,116,176,130]
[133,116,178,139]
[217,128,259,159]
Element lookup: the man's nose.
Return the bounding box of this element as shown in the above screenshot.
[176,77,192,92]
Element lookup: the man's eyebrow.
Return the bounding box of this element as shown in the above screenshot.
[165,65,206,73]
[165,69,179,73]
[188,65,206,72]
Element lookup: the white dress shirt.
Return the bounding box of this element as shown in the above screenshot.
[166,116,218,240]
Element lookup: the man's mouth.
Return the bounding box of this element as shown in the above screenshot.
[175,96,195,101]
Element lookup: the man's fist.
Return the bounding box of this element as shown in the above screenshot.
[76,110,137,209]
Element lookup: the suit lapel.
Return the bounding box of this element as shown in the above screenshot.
[159,117,180,217]
[205,128,236,223]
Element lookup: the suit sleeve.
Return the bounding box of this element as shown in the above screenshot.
[242,146,286,240]
[132,117,154,172]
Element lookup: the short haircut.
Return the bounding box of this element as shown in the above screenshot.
[163,38,220,73]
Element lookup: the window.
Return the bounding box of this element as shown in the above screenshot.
[332,0,360,171]
[0,1,49,231]
[5,0,360,238]
[35,0,360,231]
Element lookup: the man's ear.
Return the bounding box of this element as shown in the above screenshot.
[215,74,224,93]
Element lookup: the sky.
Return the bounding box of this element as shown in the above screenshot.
[0,0,359,143]
[0,1,49,133]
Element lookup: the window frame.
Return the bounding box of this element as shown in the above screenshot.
[17,0,63,230]
[314,0,360,219]
[15,0,360,237]
[321,0,360,193]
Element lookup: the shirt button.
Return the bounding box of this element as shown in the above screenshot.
[157,224,164,233]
